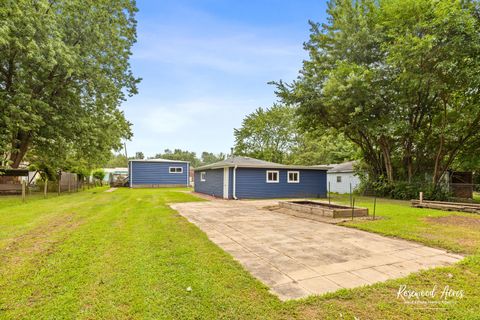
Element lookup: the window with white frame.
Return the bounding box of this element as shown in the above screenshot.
[287,171,300,183]
[200,172,206,181]
[169,167,183,173]
[337,176,342,183]
[266,170,279,183]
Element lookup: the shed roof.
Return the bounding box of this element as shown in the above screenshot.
[194,156,330,171]
[327,161,357,173]
[128,158,190,164]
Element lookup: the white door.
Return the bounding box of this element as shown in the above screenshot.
[223,167,229,199]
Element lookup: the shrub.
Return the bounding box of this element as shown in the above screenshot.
[358,178,451,201]
[92,169,106,185]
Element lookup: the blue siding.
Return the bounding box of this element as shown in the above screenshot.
[235,168,326,199]
[130,161,188,186]
[194,169,224,197]
[194,167,327,199]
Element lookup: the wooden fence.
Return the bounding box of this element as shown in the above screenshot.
[0,171,103,196]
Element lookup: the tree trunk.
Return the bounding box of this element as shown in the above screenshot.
[379,137,394,183]
[433,101,447,186]
[407,157,413,183]
[432,135,444,186]
[9,131,31,168]
[347,131,384,179]
[403,141,413,183]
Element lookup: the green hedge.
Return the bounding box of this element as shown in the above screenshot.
[359,179,451,201]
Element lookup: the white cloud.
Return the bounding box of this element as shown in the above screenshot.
[123,95,272,156]
[133,14,304,77]
[138,99,220,134]
[121,2,310,156]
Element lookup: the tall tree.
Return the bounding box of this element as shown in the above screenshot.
[106,153,128,168]
[200,152,226,166]
[155,149,200,167]
[276,0,480,187]
[234,104,358,164]
[0,0,139,169]
[234,104,297,163]
[290,130,359,166]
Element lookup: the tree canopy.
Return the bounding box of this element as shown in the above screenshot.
[106,153,128,168]
[234,105,297,163]
[153,149,226,168]
[233,104,358,164]
[155,149,199,167]
[290,130,359,166]
[200,152,226,166]
[0,0,139,170]
[276,0,480,187]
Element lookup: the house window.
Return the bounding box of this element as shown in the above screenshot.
[266,170,279,183]
[200,172,206,181]
[288,171,300,183]
[169,167,183,173]
[337,176,342,183]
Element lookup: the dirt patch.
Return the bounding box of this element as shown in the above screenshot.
[188,192,218,200]
[422,215,480,254]
[0,213,83,267]
[425,215,480,228]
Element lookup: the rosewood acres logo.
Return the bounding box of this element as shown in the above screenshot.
[396,284,464,307]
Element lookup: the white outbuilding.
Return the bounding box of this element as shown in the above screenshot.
[327,161,361,194]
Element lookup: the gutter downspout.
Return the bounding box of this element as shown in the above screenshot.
[129,161,132,188]
[233,165,238,200]
[186,162,189,187]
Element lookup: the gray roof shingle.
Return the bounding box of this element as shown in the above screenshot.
[194,156,330,171]
[327,161,357,173]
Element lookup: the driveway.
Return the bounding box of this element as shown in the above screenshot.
[170,199,463,300]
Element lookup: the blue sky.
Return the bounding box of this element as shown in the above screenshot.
[121,0,328,157]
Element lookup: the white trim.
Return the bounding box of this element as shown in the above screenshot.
[233,165,238,199]
[223,167,229,199]
[194,163,330,171]
[169,166,183,174]
[200,172,206,182]
[129,158,190,163]
[266,170,279,183]
[287,171,300,183]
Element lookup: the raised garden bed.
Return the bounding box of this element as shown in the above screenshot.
[279,200,369,219]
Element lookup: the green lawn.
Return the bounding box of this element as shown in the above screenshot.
[331,194,480,255]
[473,192,480,203]
[0,188,479,319]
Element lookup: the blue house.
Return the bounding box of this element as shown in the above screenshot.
[194,156,328,199]
[129,159,190,188]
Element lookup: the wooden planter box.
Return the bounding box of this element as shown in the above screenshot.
[279,200,369,219]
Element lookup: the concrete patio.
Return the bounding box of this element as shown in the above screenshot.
[170,199,463,300]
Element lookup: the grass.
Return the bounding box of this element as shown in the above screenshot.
[473,192,480,203]
[0,188,479,319]
[330,194,480,255]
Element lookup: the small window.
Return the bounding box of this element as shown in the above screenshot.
[200,172,206,182]
[288,171,300,183]
[337,176,342,183]
[169,167,183,174]
[266,170,279,183]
